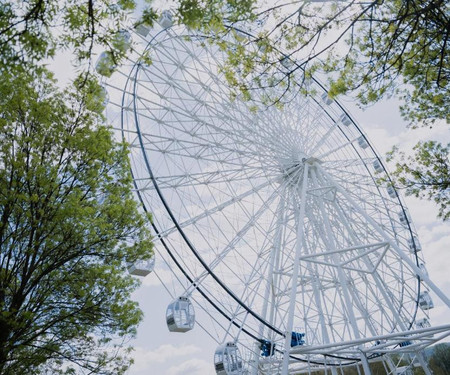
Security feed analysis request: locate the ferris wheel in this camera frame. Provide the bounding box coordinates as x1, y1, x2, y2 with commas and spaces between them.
99, 14, 450, 375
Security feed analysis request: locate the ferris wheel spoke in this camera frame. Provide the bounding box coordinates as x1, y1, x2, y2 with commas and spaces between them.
141, 167, 266, 188
133, 89, 284, 159
131, 142, 262, 169
156, 178, 278, 239
151, 39, 293, 154
185, 189, 284, 296
307, 120, 341, 156
131, 119, 261, 158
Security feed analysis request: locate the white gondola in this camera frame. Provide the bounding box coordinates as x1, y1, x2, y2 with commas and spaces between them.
127, 256, 155, 277
358, 136, 369, 149
95, 51, 116, 77
416, 317, 431, 329
114, 30, 132, 52
419, 291, 434, 310
214, 342, 243, 375
159, 10, 173, 29
166, 296, 195, 332
135, 19, 151, 37
419, 263, 429, 277
280, 57, 294, 70
407, 236, 422, 252
387, 185, 396, 198
373, 159, 383, 173
398, 210, 410, 226
339, 113, 352, 126
321, 92, 333, 105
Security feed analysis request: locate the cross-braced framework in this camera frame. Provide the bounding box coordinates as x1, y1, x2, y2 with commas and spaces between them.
103, 25, 450, 375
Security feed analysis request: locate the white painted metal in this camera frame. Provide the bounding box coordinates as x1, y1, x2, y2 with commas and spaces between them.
252, 197, 287, 375
104, 25, 449, 375
127, 256, 155, 276
319, 163, 449, 307
281, 163, 309, 374
166, 296, 195, 332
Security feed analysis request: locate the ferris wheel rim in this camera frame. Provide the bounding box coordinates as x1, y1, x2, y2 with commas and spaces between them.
114, 24, 427, 366
121, 62, 383, 366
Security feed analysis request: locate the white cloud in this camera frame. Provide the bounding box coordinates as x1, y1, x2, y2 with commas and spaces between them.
410, 209, 450, 329
166, 358, 215, 375
364, 126, 402, 155
363, 121, 450, 163
142, 267, 174, 287
132, 344, 201, 371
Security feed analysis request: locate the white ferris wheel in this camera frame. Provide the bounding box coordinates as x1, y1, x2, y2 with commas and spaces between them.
99, 12, 450, 375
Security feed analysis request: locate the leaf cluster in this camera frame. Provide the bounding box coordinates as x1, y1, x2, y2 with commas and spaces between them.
387, 141, 450, 220
0, 0, 140, 76
182, 1, 448, 127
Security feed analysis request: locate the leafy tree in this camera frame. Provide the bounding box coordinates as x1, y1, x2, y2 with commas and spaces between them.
428, 343, 450, 375
0, 0, 141, 71
387, 142, 450, 220
0, 69, 152, 374
172, 0, 449, 125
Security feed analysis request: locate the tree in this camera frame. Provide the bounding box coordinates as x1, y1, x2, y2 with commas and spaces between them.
173, 0, 449, 125
0, 0, 151, 72
0, 1, 159, 373
428, 343, 450, 375
0, 69, 152, 374
2, 1, 446, 125
387, 142, 450, 220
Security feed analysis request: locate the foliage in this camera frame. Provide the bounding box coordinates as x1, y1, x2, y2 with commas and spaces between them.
173, 0, 449, 128
428, 343, 450, 375
0, 69, 153, 374
0, 0, 156, 75
2, 0, 446, 126
387, 141, 450, 220
0, 1, 159, 373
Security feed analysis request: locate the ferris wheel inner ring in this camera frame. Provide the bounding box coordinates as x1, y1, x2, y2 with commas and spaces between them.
118, 26, 423, 360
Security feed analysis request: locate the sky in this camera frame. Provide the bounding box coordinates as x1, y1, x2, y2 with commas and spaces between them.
49, 4, 450, 374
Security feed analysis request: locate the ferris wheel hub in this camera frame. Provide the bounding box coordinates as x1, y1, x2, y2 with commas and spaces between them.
279, 155, 321, 186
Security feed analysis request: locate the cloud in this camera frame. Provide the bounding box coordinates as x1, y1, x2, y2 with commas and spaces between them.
141, 267, 173, 287
166, 358, 214, 375
363, 119, 450, 160
132, 344, 201, 371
